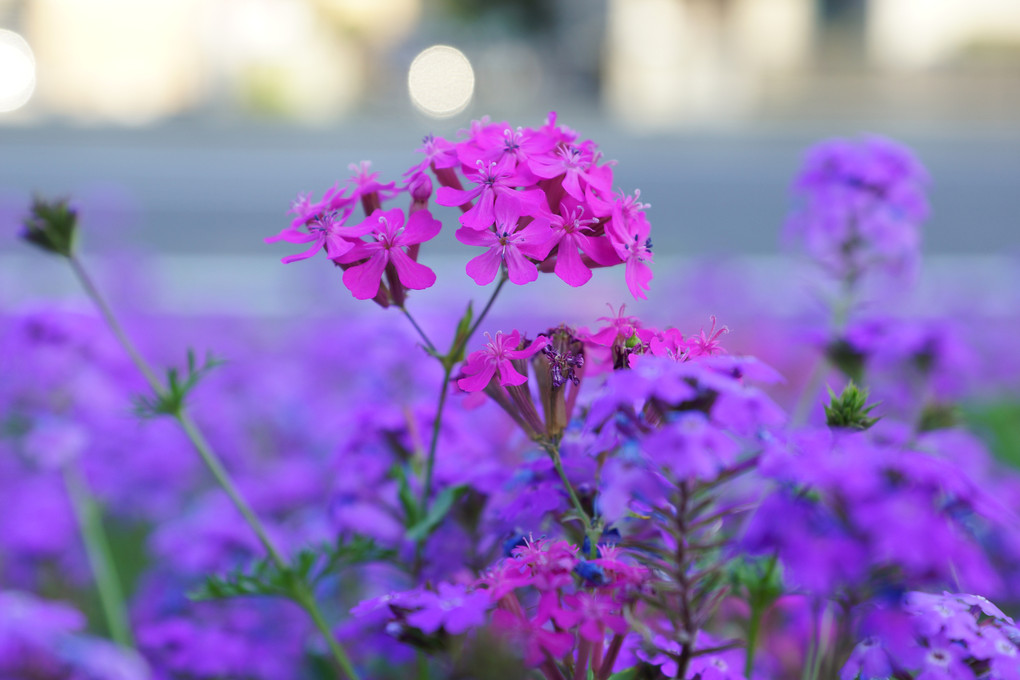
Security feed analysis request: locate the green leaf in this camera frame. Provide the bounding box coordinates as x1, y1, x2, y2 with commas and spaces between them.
406, 484, 469, 542
134, 349, 224, 418
392, 464, 421, 528
447, 301, 474, 366
189, 535, 393, 603
607, 668, 639, 680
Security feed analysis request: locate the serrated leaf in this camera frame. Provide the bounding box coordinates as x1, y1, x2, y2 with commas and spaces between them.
135, 349, 224, 418
190, 535, 393, 603
406, 484, 469, 542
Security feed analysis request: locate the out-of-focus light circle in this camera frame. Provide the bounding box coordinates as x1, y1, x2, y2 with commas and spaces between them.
0, 30, 36, 113
408, 45, 474, 118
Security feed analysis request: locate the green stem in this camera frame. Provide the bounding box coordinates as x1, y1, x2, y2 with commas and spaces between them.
67, 255, 360, 679
69, 256, 162, 392
400, 307, 438, 354
745, 606, 762, 679
459, 273, 509, 357
294, 584, 361, 680
414, 271, 509, 511
546, 442, 597, 555
63, 463, 135, 649
791, 354, 829, 427
743, 557, 776, 678
419, 365, 452, 509
176, 412, 287, 567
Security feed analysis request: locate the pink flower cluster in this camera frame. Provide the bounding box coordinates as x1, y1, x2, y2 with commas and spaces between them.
353, 538, 647, 677
480, 537, 646, 674
267, 114, 654, 302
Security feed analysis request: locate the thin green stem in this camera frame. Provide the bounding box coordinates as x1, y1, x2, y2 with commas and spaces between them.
419, 365, 452, 509
63, 463, 135, 649
414, 271, 509, 512
176, 412, 287, 567
791, 354, 829, 427
545, 442, 597, 555
743, 556, 776, 678
744, 606, 761, 678
69, 256, 162, 393
294, 584, 361, 680
67, 255, 360, 679
460, 273, 509, 358
400, 307, 437, 354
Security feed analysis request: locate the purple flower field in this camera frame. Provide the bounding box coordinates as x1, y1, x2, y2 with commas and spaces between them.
5, 114, 1020, 680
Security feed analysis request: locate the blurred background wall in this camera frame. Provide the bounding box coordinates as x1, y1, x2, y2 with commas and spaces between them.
2, 0, 1019, 313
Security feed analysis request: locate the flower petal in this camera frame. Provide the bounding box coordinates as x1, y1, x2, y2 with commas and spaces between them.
390, 248, 436, 291
553, 235, 592, 287
342, 252, 388, 299
399, 209, 442, 245
465, 248, 502, 286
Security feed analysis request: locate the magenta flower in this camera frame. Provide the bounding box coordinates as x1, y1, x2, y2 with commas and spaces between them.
606, 193, 653, 300
455, 195, 552, 285
543, 201, 620, 287
334, 207, 441, 300
490, 609, 574, 667
529, 143, 611, 202
346, 161, 399, 214
436, 156, 546, 230
265, 188, 361, 264
457, 331, 548, 392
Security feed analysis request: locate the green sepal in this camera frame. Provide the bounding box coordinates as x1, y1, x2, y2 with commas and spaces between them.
406, 484, 469, 543
134, 349, 224, 418
824, 380, 880, 431
22, 196, 79, 258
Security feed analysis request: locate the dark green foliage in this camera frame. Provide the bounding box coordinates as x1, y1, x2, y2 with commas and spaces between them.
824, 381, 880, 431
190, 535, 393, 602
406, 484, 470, 543
21, 196, 78, 258
134, 349, 223, 418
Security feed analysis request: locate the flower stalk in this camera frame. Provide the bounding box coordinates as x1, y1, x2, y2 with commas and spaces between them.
63, 461, 135, 649
63, 252, 361, 680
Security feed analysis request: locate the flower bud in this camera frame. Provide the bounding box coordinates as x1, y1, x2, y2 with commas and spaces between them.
22, 196, 79, 258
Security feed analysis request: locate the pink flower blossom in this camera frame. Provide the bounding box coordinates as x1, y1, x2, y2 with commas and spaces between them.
541, 201, 620, 287
606, 193, 653, 300
455, 195, 552, 285
457, 331, 548, 392
436, 156, 546, 230
334, 208, 441, 301
265, 189, 362, 264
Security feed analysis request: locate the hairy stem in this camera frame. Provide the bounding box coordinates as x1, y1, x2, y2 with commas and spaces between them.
63, 463, 134, 649
68, 255, 360, 679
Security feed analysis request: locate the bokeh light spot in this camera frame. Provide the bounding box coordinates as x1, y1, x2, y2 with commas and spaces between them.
0, 30, 36, 113
407, 45, 474, 118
